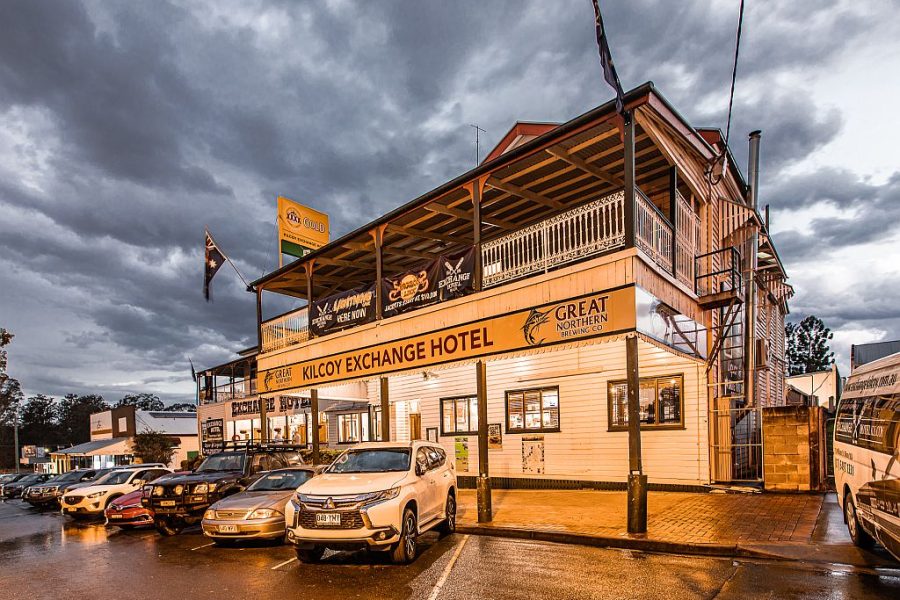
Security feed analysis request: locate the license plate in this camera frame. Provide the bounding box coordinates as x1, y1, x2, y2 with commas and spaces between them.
65, 507, 77, 512
160, 500, 176, 507
315, 513, 341, 526
218, 524, 238, 533
110, 514, 122, 519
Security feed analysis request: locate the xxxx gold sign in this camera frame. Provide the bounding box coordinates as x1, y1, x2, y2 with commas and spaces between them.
258, 285, 636, 393
277, 196, 329, 261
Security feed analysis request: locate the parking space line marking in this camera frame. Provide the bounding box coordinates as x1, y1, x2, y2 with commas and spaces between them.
190, 542, 215, 551
427, 535, 469, 600
271, 556, 297, 570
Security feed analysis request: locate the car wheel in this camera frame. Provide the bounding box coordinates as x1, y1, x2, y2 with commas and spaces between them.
391, 508, 418, 564
844, 492, 875, 549
437, 494, 456, 536
155, 518, 184, 536
295, 546, 325, 563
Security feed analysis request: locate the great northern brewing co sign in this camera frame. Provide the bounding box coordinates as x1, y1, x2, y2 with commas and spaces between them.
258, 284, 636, 393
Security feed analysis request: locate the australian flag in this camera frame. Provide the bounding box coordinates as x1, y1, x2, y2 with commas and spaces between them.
204, 230, 227, 301
591, 0, 625, 114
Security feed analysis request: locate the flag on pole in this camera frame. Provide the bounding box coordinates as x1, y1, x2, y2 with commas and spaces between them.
189, 358, 197, 383
591, 0, 625, 114
204, 230, 227, 301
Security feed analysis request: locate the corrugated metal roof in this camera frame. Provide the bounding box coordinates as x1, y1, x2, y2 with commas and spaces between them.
52, 437, 130, 455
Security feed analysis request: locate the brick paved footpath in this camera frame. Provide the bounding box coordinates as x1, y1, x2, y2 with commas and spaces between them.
456, 489, 823, 545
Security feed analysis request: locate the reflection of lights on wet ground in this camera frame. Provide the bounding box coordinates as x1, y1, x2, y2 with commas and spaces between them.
61, 520, 112, 546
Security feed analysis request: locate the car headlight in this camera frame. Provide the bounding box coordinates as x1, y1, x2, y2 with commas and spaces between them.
366, 487, 401, 503
193, 483, 208, 494
173, 485, 184, 495
87, 491, 107, 499
203, 509, 215, 520
247, 509, 281, 520
153, 486, 164, 496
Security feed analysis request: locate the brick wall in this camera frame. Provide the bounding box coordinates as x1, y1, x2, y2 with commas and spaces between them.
762, 405, 827, 492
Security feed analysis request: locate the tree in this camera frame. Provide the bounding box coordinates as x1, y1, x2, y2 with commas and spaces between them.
57, 394, 109, 445
163, 402, 196, 412
116, 393, 164, 411
0, 328, 23, 468
785, 316, 835, 375
131, 431, 177, 466
19, 394, 59, 447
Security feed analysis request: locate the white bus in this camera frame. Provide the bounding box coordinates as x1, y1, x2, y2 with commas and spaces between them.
834, 351, 900, 561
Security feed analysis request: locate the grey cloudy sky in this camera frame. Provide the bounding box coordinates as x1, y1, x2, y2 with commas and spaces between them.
1, 0, 898, 404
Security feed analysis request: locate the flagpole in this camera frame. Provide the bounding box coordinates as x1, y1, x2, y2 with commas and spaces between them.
206, 228, 254, 292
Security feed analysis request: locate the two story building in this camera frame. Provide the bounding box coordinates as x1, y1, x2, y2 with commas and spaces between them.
198, 83, 792, 496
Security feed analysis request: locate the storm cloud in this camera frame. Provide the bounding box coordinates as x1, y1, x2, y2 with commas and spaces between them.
1, 0, 897, 401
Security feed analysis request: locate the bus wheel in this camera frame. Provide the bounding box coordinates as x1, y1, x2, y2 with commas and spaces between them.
844, 492, 875, 549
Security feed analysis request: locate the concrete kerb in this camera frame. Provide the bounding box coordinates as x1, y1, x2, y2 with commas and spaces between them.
456, 524, 780, 560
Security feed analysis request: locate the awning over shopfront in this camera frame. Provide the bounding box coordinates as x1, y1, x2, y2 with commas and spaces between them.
51, 437, 131, 457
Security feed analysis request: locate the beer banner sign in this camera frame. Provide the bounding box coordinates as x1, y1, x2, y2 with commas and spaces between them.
382, 247, 475, 318
310, 284, 376, 337
277, 196, 329, 260
259, 284, 637, 393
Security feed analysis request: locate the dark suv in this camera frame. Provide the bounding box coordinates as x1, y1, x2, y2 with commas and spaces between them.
143, 443, 304, 535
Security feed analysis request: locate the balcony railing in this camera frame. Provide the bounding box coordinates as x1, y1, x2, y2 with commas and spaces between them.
635, 190, 673, 273
201, 380, 257, 405
261, 307, 309, 352
482, 190, 626, 288
675, 192, 700, 289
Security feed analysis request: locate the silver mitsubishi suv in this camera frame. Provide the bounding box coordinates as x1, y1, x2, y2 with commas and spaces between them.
285, 441, 457, 564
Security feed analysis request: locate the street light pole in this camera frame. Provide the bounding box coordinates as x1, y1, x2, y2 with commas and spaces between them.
13, 401, 20, 474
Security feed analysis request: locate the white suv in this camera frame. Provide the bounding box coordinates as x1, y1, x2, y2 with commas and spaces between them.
285, 441, 456, 564
61, 466, 171, 517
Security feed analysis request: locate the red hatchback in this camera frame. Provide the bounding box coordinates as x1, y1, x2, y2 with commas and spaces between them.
105, 472, 189, 528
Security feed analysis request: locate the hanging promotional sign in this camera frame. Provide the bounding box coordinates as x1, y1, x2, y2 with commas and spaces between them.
259, 284, 637, 393
382, 248, 475, 318
277, 196, 330, 261
310, 285, 377, 337
201, 419, 224, 455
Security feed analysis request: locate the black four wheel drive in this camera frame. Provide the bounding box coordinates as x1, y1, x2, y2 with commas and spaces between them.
142, 443, 305, 535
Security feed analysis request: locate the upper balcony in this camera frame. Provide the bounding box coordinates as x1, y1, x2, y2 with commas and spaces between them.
252, 84, 786, 356
260, 185, 701, 353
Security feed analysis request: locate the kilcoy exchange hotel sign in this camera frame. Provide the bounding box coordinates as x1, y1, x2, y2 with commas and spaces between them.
259, 285, 637, 393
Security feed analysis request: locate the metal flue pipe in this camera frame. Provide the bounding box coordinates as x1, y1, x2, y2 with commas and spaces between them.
743, 130, 761, 406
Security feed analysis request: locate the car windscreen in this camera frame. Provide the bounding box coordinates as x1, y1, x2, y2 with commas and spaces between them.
50, 471, 84, 484
327, 449, 411, 474
247, 470, 313, 491
197, 452, 245, 472
93, 471, 132, 485
16, 475, 43, 484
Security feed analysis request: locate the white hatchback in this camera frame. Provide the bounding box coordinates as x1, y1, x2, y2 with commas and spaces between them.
285, 441, 456, 564
61, 466, 172, 517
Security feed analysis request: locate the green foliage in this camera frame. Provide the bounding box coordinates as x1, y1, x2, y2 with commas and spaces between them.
164, 402, 197, 412
20, 395, 58, 446
132, 430, 178, 466
785, 316, 835, 375
116, 393, 164, 411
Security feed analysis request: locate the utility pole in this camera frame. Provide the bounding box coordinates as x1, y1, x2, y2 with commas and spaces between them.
470, 124, 486, 166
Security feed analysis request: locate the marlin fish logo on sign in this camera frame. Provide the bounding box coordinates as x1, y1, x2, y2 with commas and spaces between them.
522, 308, 551, 346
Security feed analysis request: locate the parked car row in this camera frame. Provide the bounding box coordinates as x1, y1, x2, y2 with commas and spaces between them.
3, 440, 457, 565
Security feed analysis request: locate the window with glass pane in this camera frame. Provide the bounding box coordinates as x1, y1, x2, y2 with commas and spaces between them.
371, 407, 382, 441
440, 396, 478, 435
338, 414, 363, 443
506, 387, 560, 433
607, 375, 684, 430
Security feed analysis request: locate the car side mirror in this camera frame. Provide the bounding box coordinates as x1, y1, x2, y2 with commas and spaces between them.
415, 463, 426, 477
132, 479, 144, 487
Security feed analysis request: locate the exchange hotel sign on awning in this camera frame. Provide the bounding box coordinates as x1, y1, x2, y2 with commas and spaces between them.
259, 284, 637, 393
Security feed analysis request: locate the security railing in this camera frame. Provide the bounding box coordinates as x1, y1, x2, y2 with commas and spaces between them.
634, 190, 674, 273
261, 307, 309, 352
481, 190, 626, 288
201, 380, 257, 404
694, 246, 743, 298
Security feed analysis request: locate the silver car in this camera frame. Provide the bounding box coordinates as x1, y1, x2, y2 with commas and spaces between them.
201, 467, 315, 544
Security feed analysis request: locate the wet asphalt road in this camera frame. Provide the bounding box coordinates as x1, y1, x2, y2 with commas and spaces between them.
1, 499, 898, 600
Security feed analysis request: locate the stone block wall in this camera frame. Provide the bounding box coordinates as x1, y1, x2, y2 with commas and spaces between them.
762, 405, 827, 492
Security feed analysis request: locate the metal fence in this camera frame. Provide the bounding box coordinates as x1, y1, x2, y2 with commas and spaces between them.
261, 307, 309, 352
710, 403, 763, 483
